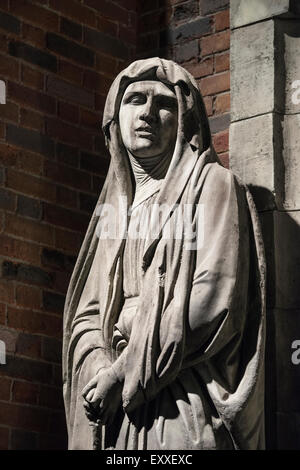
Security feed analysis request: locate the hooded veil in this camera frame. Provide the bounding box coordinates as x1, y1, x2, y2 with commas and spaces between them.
63, 58, 266, 450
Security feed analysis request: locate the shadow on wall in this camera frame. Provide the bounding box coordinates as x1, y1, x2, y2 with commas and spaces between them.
250, 186, 300, 450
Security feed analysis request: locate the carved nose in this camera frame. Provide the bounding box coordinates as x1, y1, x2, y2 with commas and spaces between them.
139, 99, 156, 123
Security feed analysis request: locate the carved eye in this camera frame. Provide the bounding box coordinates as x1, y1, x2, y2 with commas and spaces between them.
125, 93, 146, 105
156, 96, 177, 111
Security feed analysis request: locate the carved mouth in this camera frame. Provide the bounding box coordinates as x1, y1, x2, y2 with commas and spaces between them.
135, 126, 156, 135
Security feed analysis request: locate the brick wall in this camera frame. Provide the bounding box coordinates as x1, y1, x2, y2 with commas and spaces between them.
0, 0, 137, 450
0, 0, 230, 450
137, 0, 230, 168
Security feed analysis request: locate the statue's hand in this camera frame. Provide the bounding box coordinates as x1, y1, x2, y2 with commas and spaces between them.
82, 367, 122, 425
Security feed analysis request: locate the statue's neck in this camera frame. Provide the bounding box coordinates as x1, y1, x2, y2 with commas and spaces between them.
128, 151, 172, 191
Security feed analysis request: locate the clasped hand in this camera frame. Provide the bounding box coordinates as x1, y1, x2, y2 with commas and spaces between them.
82, 367, 123, 425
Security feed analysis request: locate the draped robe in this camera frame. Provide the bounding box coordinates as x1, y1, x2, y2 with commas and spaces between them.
62, 58, 266, 450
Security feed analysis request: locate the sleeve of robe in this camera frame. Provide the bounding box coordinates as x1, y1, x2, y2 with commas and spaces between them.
123, 164, 265, 439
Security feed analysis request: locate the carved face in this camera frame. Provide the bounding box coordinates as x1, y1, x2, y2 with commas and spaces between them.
119, 80, 178, 158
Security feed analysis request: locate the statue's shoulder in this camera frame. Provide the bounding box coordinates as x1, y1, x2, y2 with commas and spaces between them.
204, 161, 243, 187
200, 161, 247, 202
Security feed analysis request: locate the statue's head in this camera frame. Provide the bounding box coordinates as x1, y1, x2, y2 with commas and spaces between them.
102, 58, 212, 168
118, 80, 178, 159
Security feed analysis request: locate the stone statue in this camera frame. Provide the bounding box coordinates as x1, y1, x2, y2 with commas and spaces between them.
63, 58, 266, 450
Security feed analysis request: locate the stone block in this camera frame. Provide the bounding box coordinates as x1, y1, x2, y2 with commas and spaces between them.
270, 308, 300, 413
231, 20, 275, 121
276, 412, 300, 449
274, 210, 300, 309
277, 21, 300, 115
229, 113, 276, 210
231, 0, 290, 29
281, 114, 300, 209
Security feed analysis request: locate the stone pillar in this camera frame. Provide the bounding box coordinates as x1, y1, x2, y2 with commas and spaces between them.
230, 0, 300, 449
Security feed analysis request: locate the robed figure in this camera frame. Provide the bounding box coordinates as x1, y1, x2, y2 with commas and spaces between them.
63, 58, 266, 450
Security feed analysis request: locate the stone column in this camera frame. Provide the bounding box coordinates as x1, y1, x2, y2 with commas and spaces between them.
230, 0, 300, 449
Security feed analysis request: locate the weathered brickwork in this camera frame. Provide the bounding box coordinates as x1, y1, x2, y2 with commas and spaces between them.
0, 0, 137, 450
0, 0, 230, 449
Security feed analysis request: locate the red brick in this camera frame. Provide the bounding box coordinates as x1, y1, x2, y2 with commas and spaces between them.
215, 92, 230, 114
0, 33, 8, 53
49, 0, 97, 28
113, 0, 137, 10
12, 380, 39, 405
92, 174, 105, 194
80, 109, 100, 131
52, 270, 71, 294
85, 0, 129, 24
137, 32, 159, 54
22, 23, 45, 48
0, 101, 19, 123
5, 214, 55, 246
0, 327, 18, 353
20, 108, 44, 132
139, 9, 166, 34
0, 235, 40, 265
46, 117, 94, 151
39, 432, 67, 450
0, 302, 6, 324
0, 377, 12, 400
18, 150, 43, 175
6, 168, 56, 202
58, 59, 83, 86
0, 427, 9, 450
0, 122, 5, 139
44, 160, 91, 191
4, 120, 51, 161
213, 130, 229, 153
215, 52, 229, 73
7, 306, 61, 337
95, 93, 106, 112
0, 0, 9, 11
119, 24, 136, 45
0, 144, 14, 169
219, 152, 229, 168
56, 185, 77, 209
0, 143, 18, 167
199, 71, 230, 96
58, 101, 79, 124
16, 284, 41, 310
10, 0, 59, 32
184, 57, 213, 79
39, 385, 64, 409
200, 30, 230, 56
0, 279, 15, 304
0, 401, 50, 432
46, 75, 94, 108
60, 17, 82, 41
83, 70, 111, 94
214, 9, 230, 32
95, 53, 118, 78
97, 15, 118, 36
16, 333, 41, 359
55, 227, 82, 254
128, 10, 137, 29
203, 96, 213, 116
0, 52, 19, 80
8, 82, 56, 115
21, 64, 44, 91
44, 203, 89, 232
